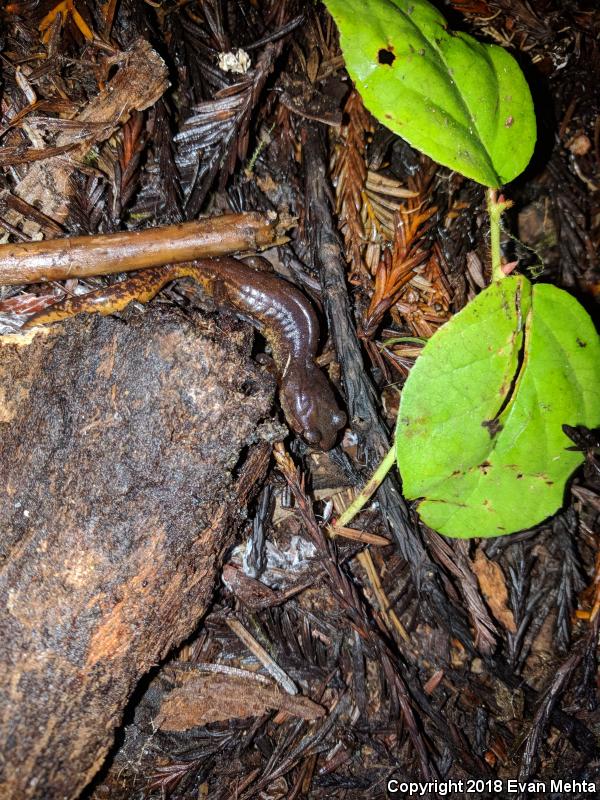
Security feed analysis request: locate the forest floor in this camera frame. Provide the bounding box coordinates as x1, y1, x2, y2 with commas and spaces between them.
0, 1, 599, 798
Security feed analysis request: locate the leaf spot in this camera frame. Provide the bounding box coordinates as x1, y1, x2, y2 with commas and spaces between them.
482, 418, 503, 438
576, 338, 587, 348
505, 115, 514, 127
478, 461, 491, 474
377, 48, 395, 66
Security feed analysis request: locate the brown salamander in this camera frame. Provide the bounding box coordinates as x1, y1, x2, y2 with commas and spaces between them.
24, 258, 346, 450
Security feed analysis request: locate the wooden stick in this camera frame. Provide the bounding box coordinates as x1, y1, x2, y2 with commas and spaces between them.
0, 212, 288, 286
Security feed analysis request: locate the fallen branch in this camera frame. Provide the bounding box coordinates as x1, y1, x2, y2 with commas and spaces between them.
0, 212, 288, 285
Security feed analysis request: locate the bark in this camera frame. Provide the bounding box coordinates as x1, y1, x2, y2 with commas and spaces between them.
0, 307, 274, 799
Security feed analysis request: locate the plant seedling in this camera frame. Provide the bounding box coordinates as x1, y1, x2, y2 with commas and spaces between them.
326, 0, 600, 537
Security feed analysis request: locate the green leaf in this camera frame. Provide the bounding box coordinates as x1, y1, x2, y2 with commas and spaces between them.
324, 0, 536, 186
395, 276, 600, 538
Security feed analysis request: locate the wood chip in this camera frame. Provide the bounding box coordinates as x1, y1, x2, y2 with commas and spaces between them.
472, 549, 517, 633
155, 669, 325, 730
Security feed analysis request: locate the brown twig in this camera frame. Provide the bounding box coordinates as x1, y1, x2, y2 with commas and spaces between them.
0, 212, 289, 286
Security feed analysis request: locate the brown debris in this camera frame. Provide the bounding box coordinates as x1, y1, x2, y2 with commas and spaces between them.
331, 90, 373, 280
11, 38, 168, 229
154, 667, 325, 730
473, 548, 518, 634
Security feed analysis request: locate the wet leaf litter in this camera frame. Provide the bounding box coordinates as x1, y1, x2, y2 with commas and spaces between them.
0, 1, 598, 798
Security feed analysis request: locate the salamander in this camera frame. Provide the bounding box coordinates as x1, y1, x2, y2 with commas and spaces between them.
24, 257, 347, 450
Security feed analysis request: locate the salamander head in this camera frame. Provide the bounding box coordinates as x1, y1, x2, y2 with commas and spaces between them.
280, 364, 346, 450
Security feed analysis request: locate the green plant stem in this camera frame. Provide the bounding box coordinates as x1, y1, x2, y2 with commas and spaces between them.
335, 191, 515, 535
334, 444, 396, 529
486, 187, 513, 282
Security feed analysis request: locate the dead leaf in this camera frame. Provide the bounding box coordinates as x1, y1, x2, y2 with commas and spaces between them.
12, 39, 168, 227
472, 549, 517, 633
154, 669, 325, 731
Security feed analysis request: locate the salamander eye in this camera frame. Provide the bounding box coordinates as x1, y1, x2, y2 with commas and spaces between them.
303, 428, 322, 445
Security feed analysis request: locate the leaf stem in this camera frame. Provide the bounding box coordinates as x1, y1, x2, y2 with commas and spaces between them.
333, 444, 396, 529
486, 187, 513, 282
